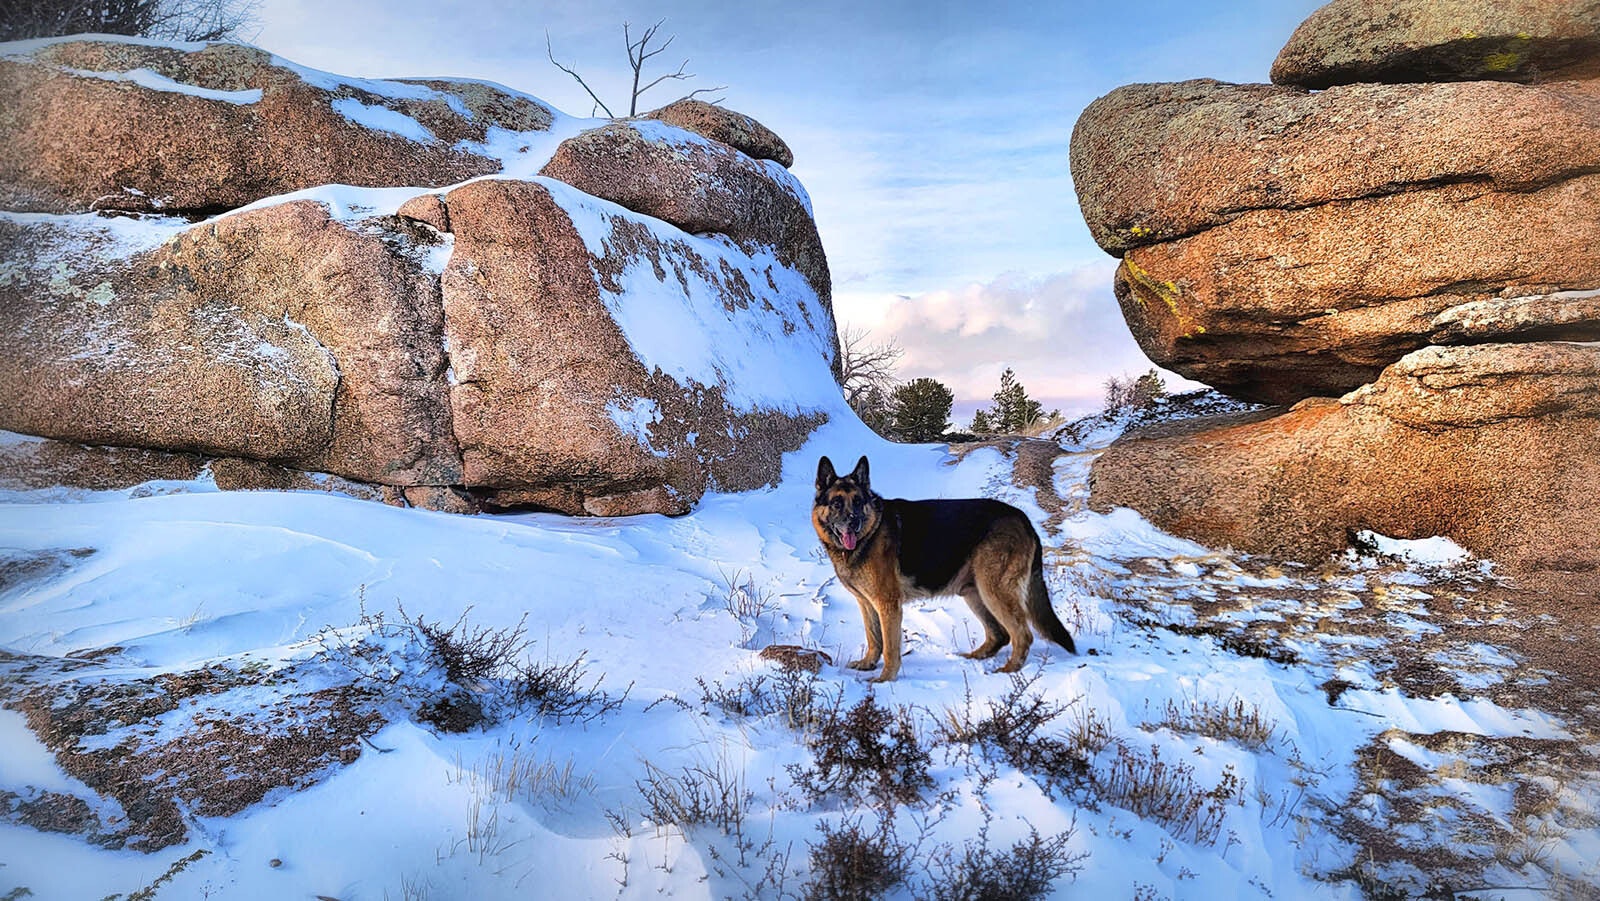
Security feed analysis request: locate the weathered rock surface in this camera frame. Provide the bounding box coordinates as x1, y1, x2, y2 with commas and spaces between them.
0, 39, 838, 516
0, 180, 837, 515
437, 178, 832, 515
1114, 173, 1600, 402
643, 98, 795, 168
1089, 342, 1600, 588
540, 120, 831, 305
1272, 0, 1600, 89
0, 203, 462, 485
0, 38, 551, 214
1073, 0, 1600, 587
1071, 64, 1600, 404
1071, 77, 1600, 255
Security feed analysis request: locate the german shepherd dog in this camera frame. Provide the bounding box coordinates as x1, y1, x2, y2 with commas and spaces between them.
812, 455, 1076, 682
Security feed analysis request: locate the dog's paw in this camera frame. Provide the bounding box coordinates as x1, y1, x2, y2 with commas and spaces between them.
845, 657, 878, 671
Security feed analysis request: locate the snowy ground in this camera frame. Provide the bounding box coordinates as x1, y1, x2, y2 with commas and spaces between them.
2, 412, 1598, 900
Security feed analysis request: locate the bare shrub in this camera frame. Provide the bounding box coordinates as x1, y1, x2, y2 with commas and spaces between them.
1094, 743, 1243, 845
790, 694, 934, 809
921, 825, 1087, 901
1149, 694, 1279, 750
803, 815, 910, 901
937, 673, 1091, 799
718, 566, 780, 621
511, 651, 628, 725
317, 595, 626, 728
636, 755, 752, 836
404, 606, 530, 685
699, 666, 836, 732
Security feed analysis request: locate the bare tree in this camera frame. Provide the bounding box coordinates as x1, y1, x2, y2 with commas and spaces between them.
838, 325, 903, 410
1, 0, 258, 42
546, 19, 724, 119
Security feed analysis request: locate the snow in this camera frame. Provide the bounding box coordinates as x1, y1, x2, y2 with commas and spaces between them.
3, 413, 1592, 899
535, 176, 840, 416
62, 66, 263, 103
1355, 530, 1474, 567
329, 97, 434, 142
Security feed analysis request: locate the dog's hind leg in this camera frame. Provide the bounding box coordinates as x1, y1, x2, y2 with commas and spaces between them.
846, 593, 883, 671
973, 543, 1034, 673
959, 586, 1009, 660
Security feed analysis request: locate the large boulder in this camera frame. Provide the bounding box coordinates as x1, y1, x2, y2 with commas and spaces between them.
1272, 0, 1600, 88
1114, 173, 1600, 402
1070, 78, 1600, 254
0, 176, 838, 514
643, 98, 795, 168
0, 37, 554, 214
435, 177, 834, 515
0, 203, 462, 485
539, 120, 831, 308
1089, 342, 1600, 590
0, 40, 839, 516
1071, 69, 1600, 404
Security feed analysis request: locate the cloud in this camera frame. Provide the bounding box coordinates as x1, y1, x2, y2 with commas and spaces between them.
837, 266, 1203, 420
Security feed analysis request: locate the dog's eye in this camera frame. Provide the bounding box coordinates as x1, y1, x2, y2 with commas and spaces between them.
830, 498, 842, 509
851, 497, 863, 509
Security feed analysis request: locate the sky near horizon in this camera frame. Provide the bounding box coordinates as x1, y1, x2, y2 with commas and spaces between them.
256, 0, 1324, 420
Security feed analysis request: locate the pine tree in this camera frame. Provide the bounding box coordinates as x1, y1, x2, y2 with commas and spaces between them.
889, 377, 953, 443
971, 408, 994, 435
989, 367, 1044, 433
1132, 368, 1168, 408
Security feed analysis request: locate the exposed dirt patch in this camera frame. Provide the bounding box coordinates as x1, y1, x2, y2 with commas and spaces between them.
0, 654, 384, 851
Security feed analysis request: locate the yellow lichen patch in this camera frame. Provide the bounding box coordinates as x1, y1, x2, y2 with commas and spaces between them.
1124, 256, 1208, 342
1484, 51, 1522, 72
1125, 257, 1182, 315
1460, 29, 1480, 39
1129, 224, 1153, 238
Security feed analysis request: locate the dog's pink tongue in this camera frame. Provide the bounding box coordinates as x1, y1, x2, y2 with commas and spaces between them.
841, 530, 857, 551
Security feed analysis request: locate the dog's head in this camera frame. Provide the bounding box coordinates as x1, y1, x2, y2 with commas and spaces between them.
813, 455, 881, 552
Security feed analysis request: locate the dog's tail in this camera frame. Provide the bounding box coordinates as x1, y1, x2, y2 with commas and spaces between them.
1027, 541, 1077, 654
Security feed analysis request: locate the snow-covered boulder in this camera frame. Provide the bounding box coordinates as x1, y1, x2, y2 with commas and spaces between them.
0, 37, 556, 215
0, 202, 460, 485
1089, 342, 1600, 592
539, 119, 830, 306
433, 177, 835, 515
643, 98, 795, 168
0, 39, 840, 515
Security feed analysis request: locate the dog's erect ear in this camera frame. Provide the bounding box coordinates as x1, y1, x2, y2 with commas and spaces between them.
850, 455, 870, 491
816, 456, 837, 492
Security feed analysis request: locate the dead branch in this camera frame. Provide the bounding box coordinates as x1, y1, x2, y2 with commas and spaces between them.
547, 31, 616, 118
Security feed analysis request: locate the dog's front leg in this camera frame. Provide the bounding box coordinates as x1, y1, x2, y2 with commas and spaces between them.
846, 593, 883, 670
869, 595, 904, 683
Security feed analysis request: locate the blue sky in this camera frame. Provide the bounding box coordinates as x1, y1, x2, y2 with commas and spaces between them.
257, 0, 1323, 418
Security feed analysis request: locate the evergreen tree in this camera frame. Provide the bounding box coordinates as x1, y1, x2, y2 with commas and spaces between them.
1132, 368, 1168, 408
971, 408, 994, 435
889, 377, 953, 443
989, 367, 1044, 433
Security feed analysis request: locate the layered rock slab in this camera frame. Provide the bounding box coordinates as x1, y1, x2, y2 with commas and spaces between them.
643, 98, 795, 168
1089, 342, 1600, 589
0, 37, 554, 214
540, 120, 832, 317
1071, 76, 1600, 403
1272, 0, 1600, 88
